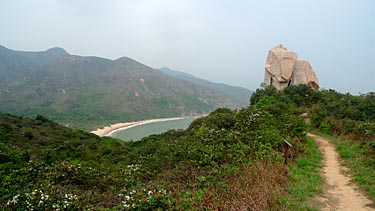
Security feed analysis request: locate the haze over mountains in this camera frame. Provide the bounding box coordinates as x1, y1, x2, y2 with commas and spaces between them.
0, 45, 250, 129
160, 67, 252, 105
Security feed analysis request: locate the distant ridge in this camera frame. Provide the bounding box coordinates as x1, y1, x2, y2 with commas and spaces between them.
0, 45, 245, 129
45, 47, 69, 56
160, 67, 252, 106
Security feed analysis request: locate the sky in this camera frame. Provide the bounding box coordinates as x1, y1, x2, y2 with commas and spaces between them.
0, 0, 374, 93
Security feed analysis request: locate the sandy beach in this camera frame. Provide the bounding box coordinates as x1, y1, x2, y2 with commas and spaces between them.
91, 117, 187, 137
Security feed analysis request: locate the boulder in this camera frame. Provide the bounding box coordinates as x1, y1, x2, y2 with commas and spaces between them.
292, 60, 319, 89
263, 45, 319, 90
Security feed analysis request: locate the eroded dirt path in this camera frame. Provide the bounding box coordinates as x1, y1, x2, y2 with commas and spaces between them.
307, 133, 374, 211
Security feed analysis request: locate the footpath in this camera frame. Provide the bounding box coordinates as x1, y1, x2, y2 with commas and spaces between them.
307, 133, 374, 211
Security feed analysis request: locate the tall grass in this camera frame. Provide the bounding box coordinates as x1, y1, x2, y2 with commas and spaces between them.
272, 136, 323, 210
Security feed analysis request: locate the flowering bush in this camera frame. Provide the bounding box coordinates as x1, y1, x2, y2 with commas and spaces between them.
6, 188, 79, 210
119, 188, 193, 210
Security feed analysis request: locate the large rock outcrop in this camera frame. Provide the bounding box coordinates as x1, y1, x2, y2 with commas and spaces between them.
292, 60, 319, 89
264, 45, 319, 90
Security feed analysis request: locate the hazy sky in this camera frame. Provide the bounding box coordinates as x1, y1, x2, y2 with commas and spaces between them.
0, 0, 374, 93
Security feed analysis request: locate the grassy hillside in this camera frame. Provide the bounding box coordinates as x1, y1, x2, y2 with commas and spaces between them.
1, 93, 311, 210
250, 86, 375, 141
0, 45, 244, 130
4, 85, 371, 210
160, 67, 252, 106
251, 85, 375, 206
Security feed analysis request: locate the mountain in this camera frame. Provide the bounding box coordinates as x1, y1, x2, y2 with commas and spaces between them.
160, 67, 252, 105
0, 45, 69, 83
0, 45, 244, 129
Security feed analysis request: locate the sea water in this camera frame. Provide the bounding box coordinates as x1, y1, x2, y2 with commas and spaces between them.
111, 117, 197, 141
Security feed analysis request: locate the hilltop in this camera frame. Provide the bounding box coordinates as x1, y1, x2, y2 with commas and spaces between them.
0, 45, 246, 130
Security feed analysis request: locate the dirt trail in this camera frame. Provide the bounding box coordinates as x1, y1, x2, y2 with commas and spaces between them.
307, 133, 374, 211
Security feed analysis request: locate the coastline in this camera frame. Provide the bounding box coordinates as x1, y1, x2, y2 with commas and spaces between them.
91, 116, 199, 137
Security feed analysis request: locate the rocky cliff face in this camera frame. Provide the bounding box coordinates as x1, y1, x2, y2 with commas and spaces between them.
264, 45, 319, 90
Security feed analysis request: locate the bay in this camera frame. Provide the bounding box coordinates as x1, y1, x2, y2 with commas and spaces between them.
111, 117, 197, 141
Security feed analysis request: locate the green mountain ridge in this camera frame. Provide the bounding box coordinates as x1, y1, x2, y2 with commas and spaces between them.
160, 67, 252, 106
0, 45, 246, 130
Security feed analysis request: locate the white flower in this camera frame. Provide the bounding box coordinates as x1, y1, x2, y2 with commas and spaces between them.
7, 194, 20, 205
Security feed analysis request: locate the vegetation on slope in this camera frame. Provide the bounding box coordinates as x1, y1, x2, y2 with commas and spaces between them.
160, 67, 252, 106
1, 90, 310, 210
251, 85, 375, 141
275, 136, 323, 211
4, 85, 372, 210
308, 90, 375, 203
251, 85, 375, 205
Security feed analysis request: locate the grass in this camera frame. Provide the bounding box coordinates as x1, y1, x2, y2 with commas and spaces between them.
273, 136, 323, 211
314, 131, 375, 206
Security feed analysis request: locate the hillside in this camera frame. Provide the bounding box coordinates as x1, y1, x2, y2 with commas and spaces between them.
250, 85, 375, 208
160, 67, 252, 106
0, 45, 245, 130
0, 97, 308, 210
3, 85, 373, 210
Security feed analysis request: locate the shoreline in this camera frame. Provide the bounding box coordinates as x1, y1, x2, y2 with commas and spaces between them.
91, 116, 202, 137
